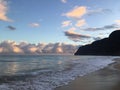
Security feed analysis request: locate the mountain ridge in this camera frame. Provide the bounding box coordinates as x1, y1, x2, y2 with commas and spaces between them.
75, 30, 120, 56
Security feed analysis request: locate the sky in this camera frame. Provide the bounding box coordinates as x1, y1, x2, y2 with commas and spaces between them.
0, 0, 120, 45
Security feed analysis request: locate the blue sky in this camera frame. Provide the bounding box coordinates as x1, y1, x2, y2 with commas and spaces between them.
0, 0, 120, 45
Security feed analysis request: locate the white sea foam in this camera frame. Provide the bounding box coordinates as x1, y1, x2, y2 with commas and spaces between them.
0, 56, 116, 90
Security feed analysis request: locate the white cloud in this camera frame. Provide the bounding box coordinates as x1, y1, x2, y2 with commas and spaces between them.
30, 23, 40, 27
61, 0, 67, 3
0, 0, 12, 21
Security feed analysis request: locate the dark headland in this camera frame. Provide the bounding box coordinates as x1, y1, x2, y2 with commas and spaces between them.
75, 30, 120, 55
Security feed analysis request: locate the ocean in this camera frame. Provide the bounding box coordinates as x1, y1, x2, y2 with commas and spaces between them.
0, 55, 116, 90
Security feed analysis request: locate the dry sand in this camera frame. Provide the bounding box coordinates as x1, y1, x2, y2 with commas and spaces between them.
55, 58, 120, 90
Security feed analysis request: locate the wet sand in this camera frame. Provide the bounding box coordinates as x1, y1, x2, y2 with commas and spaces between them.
55, 58, 120, 90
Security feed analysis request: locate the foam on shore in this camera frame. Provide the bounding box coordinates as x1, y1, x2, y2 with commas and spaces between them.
0, 56, 116, 90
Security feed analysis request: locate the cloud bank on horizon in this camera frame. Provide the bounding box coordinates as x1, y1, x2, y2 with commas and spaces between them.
0, 40, 78, 55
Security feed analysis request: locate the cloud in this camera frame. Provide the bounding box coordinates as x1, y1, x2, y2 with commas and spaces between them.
62, 20, 72, 27
83, 24, 119, 31
63, 7, 111, 19
115, 20, 120, 25
63, 6, 87, 19
103, 24, 118, 29
43, 43, 64, 53
0, 0, 12, 21
0, 41, 23, 54
87, 8, 112, 15
66, 27, 76, 33
64, 27, 91, 42
75, 19, 86, 27
0, 40, 78, 54
93, 37, 102, 41
26, 47, 38, 53
7, 25, 16, 30
62, 7, 111, 29
29, 23, 40, 27
61, 0, 67, 3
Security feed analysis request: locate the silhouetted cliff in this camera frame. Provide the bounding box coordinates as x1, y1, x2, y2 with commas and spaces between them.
75, 30, 120, 56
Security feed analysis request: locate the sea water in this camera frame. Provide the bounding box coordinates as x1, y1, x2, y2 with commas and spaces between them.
0, 55, 116, 90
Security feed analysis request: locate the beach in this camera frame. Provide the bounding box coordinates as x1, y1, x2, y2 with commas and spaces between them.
0, 56, 118, 90
55, 58, 120, 90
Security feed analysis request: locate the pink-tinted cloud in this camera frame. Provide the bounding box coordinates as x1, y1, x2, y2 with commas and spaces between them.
75, 19, 86, 27
0, 41, 23, 54
0, 0, 12, 21
0, 40, 78, 54
62, 20, 72, 27
115, 20, 120, 25
63, 6, 87, 19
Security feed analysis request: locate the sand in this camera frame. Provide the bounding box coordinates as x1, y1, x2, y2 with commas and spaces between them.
55, 58, 120, 90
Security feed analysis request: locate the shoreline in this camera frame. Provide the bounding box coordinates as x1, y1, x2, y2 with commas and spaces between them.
55, 58, 120, 90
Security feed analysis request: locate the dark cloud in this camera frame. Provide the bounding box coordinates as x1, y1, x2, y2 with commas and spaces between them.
7, 26, 16, 30
64, 31, 91, 42
101, 9, 112, 13
83, 24, 119, 31
103, 24, 118, 29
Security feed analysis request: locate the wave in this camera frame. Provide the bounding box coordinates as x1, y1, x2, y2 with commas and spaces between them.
0, 56, 115, 90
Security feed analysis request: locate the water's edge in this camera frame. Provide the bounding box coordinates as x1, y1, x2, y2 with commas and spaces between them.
0, 56, 116, 90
